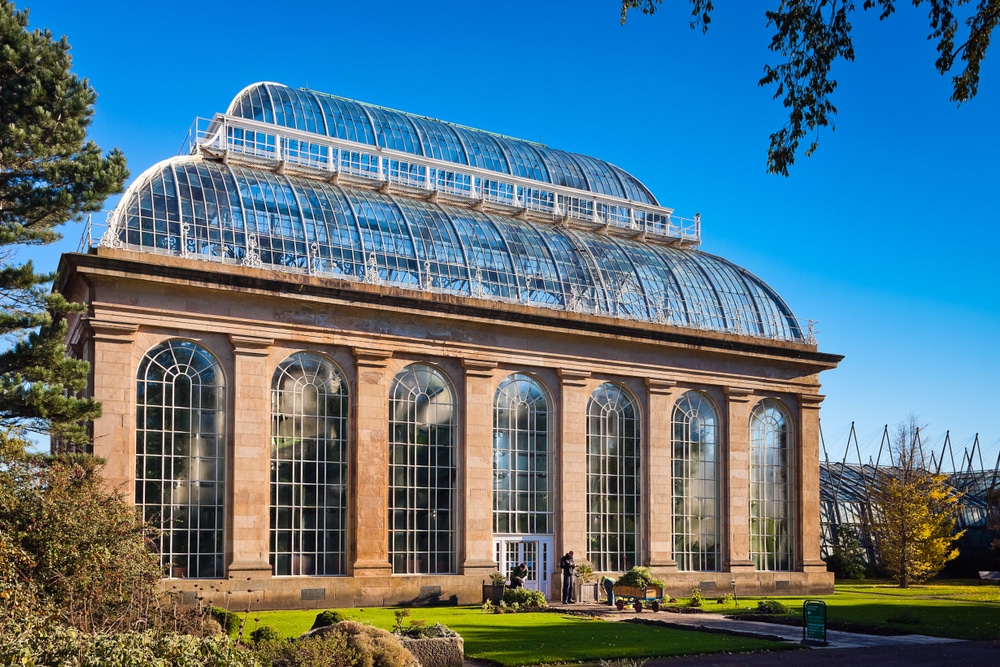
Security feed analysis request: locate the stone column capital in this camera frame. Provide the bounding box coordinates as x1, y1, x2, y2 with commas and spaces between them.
229, 334, 273, 356
558, 368, 591, 387
353, 347, 392, 369
462, 359, 498, 377
645, 378, 677, 395
724, 386, 754, 403
800, 393, 825, 410
88, 319, 139, 343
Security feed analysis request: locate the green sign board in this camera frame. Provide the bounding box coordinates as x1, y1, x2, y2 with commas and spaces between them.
802, 600, 827, 645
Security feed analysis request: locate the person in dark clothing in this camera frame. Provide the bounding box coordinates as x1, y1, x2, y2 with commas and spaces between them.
559, 551, 576, 603
510, 562, 528, 588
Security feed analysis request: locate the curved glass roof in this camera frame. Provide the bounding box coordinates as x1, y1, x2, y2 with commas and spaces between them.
103, 156, 805, 342
227, 82, 658, 206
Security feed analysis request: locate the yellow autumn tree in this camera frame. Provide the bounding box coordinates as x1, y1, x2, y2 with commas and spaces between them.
871, 417, 963, 588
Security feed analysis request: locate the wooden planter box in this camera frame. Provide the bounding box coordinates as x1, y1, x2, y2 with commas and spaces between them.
577, 581, 599, 603
481, 583, 504, 604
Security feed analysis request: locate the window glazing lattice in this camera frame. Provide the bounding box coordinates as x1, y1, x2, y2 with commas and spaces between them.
493, 374, 553, 535
135, 339, 225, 578
389, 364, 457, 574
587, 383, 641, 571
671, 391, 720, 571
750, 399, 794, 571
270, 352, 349, 576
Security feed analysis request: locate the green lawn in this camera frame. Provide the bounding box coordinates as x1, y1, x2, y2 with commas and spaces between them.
249, 606, 790, 666
722, 580, 1000, 641
241, 581, 1000, 665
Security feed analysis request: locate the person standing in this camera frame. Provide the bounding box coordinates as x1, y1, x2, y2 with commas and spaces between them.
559, 551, 576, 603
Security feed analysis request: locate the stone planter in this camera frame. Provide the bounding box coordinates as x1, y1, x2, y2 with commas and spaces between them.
398, 636, 464, 667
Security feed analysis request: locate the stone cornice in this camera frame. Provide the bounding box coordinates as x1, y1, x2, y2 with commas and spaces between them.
462, 359, 498, 377
725, 386, 754, 403
353, 347, 392, 368
645, 378, 677, 395
558, 368, 591, 387
229, 334, 273, 356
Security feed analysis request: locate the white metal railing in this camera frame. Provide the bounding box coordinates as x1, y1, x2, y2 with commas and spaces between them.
78, 213, 815, 345
181, 115, 701, 247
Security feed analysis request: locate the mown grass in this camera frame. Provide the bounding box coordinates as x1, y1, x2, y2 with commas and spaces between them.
724, 579, 1000, 641
249, 606, 790, 666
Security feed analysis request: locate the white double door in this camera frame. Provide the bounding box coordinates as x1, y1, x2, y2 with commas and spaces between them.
494, 536, 553, 599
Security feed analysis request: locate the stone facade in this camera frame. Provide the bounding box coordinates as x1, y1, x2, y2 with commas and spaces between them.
56, 244, 840, 610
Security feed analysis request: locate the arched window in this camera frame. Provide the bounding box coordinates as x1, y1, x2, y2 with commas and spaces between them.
389, 363, 457, 574
750, 399, 794, 571
672, 391, 720, 571
587, 382, 641, 571
136, 339, 225, 578
270, 352, 349, 576
493, 374, 553, 535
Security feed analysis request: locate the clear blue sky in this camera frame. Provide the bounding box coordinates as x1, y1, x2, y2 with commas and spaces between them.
21, 1, 1000, 467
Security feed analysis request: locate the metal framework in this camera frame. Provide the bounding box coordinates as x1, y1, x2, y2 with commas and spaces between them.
820, 423, 1000, 567
87, 81, 819, 344
671, 391, 721, 571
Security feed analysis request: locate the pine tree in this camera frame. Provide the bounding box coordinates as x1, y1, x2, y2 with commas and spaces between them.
0, 0, 128, 447
871, 417, 963, 587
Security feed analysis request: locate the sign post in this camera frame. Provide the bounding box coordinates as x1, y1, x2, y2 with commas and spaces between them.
802, 600, 828, 646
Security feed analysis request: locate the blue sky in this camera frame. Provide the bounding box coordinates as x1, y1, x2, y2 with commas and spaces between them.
21, 1, 999, 466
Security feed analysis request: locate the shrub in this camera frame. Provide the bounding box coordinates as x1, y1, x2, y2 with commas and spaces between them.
489, 571, 506, 586
501, 587, 547, 610
262, 628, 358, 667
614, 567, 664, 588
0, 612, 258, 667
312, 609, 347, 630
755, 600, 789, 614
687, 587, 704, 607
824, 525, 867, 580
329, 620, 419, 667
212, 606, 242, 636
250, 624, 283, 644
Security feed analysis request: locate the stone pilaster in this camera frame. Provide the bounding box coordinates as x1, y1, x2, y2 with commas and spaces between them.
227, 335, 274, 579
461, 359, 499, 576
351, 348, 393, 577
88, 321, 138, 491
645, 378, 677, 569
557, 369, 591, 561
798, 393, 826, 572
725, 387, 755, 572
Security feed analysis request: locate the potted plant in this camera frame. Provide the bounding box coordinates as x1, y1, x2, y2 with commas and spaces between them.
576, 562, 598, 602
482, 571, 506, 604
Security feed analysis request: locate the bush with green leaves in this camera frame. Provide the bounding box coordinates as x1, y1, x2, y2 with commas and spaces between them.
755, 600, 789, 614
212, 607, 241, 636
0, 611, 258, 667
614, 567, 664, 588
250, 624, 282, 645
501, 587, 547, 610
687, 587, 704, 607
257, 628, 358, 667
824, 525, 867, 580
311, 609, 347, 630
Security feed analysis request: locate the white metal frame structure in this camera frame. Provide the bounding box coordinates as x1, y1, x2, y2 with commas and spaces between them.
269, 352, 350, 577
672, 391, 721, 571
750, 399, 795, 571
586, 383, 642, 571
388, 363, 458, 574
135, 339, 226, 579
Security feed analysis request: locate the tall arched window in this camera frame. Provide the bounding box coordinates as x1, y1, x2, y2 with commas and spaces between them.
672, 391, 720, 571
493, 374, 553, 535
136, 339, 225, 578
750, 399, 794, 571
270, 352, 349, 576
389, 363, 457, 574
587, 382, 641, 571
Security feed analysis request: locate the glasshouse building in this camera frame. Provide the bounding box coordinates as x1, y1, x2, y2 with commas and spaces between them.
55, 82, 842, 609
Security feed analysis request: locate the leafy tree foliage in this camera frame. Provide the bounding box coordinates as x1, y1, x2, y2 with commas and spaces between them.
870, 417, 963, 587
824, 524, 868, 580
1, 0, 127, 446
0, 433, 163, 632
620, 1, 999, 175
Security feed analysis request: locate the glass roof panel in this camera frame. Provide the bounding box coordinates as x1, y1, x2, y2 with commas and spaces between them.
108, 156, 802, 341
408, 116, 468, 164
226, 83, 658, 204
